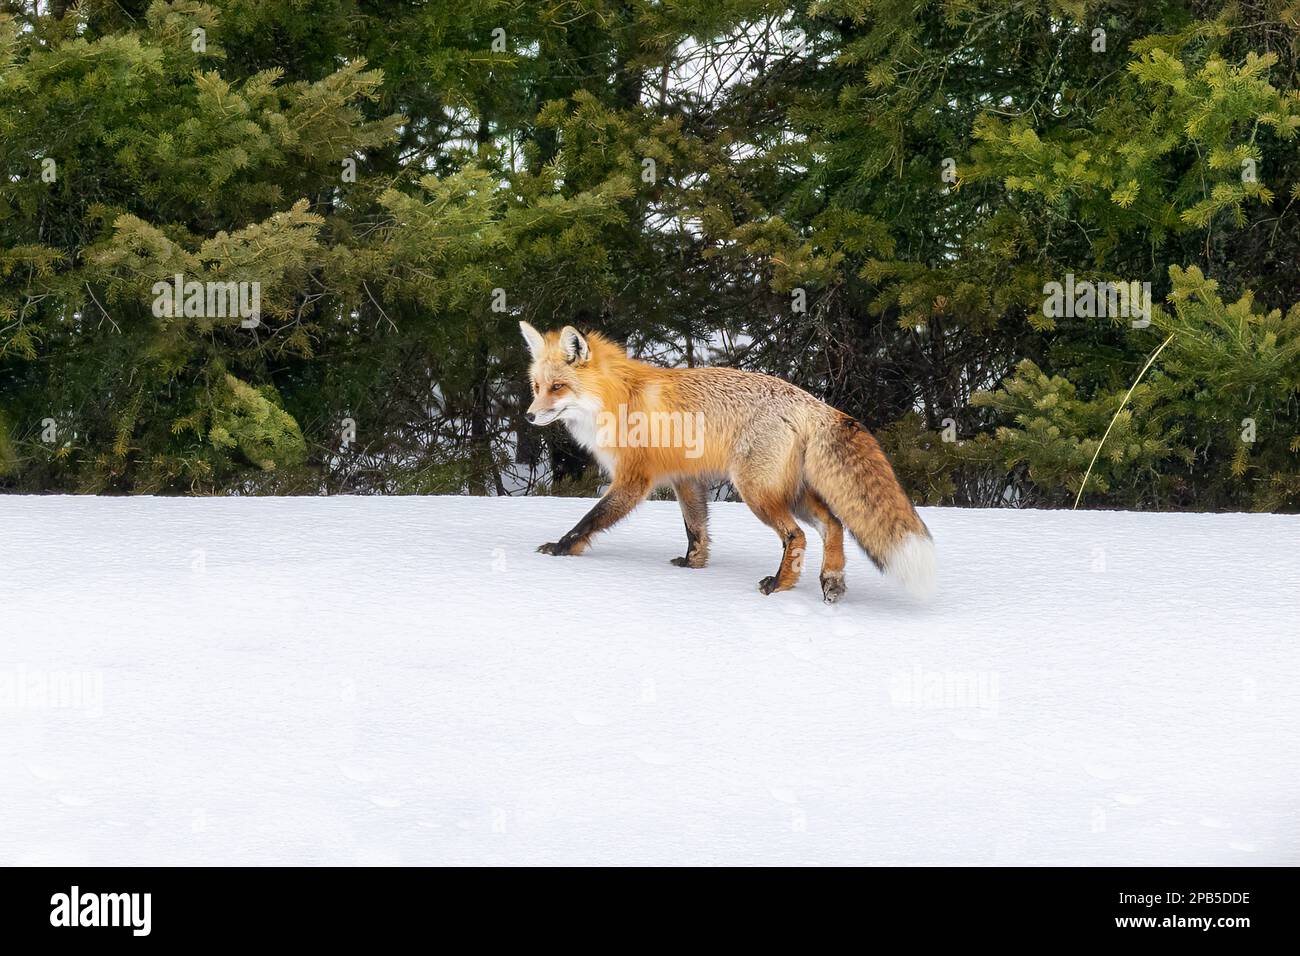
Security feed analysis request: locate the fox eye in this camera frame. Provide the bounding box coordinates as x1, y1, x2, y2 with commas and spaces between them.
550, 382, 565, 392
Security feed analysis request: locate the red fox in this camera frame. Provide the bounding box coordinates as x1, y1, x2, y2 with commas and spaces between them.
520, 322, 936, 602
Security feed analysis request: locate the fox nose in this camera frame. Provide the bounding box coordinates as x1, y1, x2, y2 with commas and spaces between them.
526, 412, 537, 424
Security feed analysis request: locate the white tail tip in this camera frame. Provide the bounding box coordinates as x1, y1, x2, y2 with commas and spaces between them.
887, 532, 937, 600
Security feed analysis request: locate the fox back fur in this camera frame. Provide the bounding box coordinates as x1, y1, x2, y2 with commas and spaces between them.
520, 322, 935, 602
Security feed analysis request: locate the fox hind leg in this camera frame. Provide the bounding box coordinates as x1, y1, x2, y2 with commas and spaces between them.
796, 490, 847, 603
670, 478, 710, 568
733, 469, 806, 595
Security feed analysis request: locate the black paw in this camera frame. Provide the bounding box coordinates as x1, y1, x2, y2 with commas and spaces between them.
538, 541, 572, 556
757, 575, 779, 595
821, 574, 846, 604
670, 553, 706, 568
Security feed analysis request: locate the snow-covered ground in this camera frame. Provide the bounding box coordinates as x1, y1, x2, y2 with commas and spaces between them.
1, 495, 1296, 866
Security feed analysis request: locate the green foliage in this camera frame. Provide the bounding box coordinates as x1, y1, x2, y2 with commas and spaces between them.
0, 0, 1298, 512
700, 0, 1300, 512
207, 372, 306, 472
979, 264, 1300, 509
974, 358, 1175, 503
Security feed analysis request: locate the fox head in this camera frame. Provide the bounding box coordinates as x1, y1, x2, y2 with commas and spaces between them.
519, 321, 597, 426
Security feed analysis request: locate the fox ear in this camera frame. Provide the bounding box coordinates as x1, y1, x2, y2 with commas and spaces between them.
559, 326, 590, 364
519, 321, 546, 360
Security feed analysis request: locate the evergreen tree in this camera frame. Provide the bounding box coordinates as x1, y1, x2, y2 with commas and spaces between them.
0, 1, 1297, 511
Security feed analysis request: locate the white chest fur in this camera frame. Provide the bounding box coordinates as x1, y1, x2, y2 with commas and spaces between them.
561, 397, 616, 475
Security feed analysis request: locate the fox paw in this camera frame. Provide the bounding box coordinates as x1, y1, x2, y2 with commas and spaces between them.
670, 553, 707, 569
757, 575, 781, 595
537, 541, 572, 556
820, 573, 846, 604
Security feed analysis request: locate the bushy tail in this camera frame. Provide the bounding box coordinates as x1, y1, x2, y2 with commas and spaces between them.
803, 413, 936, 599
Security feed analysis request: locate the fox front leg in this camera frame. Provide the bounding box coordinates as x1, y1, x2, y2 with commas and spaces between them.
538, 476, 651, 556
669, 478, 710, 568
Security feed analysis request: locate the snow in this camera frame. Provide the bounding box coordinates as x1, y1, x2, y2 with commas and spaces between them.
1, 494, 1297, 866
